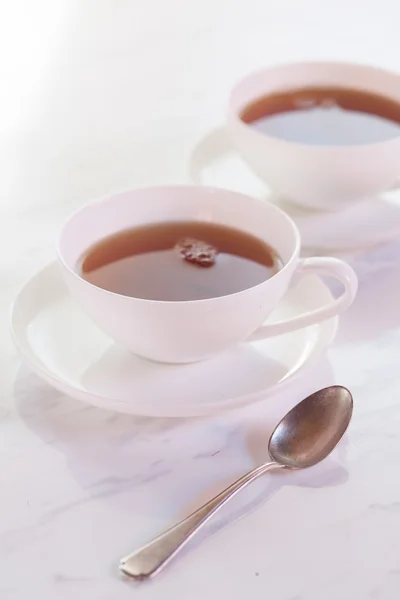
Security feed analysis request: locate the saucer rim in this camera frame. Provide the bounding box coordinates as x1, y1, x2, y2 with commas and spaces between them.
10, 262, 339, 418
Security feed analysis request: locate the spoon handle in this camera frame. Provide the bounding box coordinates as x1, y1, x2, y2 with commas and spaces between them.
120, 461, 282, 580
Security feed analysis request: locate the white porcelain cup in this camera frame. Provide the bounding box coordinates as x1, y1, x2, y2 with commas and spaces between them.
228, 62, 400, 211
58, 186, 358, 363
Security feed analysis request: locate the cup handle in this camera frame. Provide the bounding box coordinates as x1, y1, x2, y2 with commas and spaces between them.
247, 257, 358, 341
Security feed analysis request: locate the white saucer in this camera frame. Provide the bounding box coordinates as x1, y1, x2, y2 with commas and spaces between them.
188, 128, 400, 254
11, 263, 338, 418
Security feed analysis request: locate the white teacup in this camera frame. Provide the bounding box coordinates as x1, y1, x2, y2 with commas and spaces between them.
58, 186, 357, 364
228, 61, 400, 211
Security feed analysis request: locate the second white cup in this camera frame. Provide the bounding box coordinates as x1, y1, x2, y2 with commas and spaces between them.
228, 61, 400, 211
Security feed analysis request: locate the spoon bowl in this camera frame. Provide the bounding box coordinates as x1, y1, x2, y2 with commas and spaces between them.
269, 385, 353, 469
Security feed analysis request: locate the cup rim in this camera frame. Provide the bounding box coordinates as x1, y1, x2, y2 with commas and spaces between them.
57, 184, 301, 305
228, 60, 400, 151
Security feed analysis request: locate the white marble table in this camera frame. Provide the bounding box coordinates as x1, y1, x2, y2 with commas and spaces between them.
2, 1, 400, 598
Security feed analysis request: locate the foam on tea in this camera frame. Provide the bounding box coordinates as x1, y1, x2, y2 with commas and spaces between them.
78, 221, 282, 301
240, 86, 400, 145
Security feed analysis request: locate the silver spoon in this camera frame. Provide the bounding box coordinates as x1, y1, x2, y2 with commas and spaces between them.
120, 385, 353, 580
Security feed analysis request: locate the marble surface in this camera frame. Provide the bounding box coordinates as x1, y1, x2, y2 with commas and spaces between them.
2, 1, 400, 598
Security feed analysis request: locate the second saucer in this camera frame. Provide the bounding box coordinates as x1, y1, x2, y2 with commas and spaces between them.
188, 127, 400, 255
